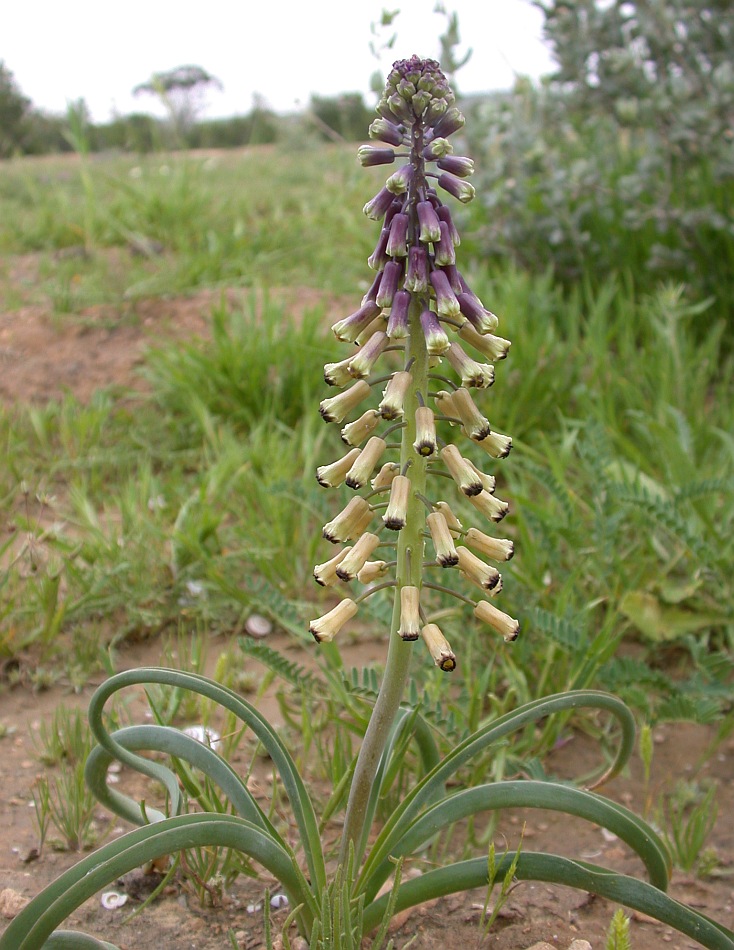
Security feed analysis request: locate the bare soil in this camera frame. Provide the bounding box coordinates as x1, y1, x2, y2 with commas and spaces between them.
0, 266, 732, 948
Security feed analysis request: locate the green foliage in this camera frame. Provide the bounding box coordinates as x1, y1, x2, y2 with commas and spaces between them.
465, 1, 734, 320
309, 93, 374, 142
0, 61, 31, 157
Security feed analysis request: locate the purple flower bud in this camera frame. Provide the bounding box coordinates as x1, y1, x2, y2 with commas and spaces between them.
437, 173, 475, 204
376, 99, 402, 125
434, 222, 456, 266
387, 289, 411, 340
437, 155, 474, 178
368, 228, 390, 271
386, 213, 410, 258
411, 90, 432, 116
429, 269, 461, 317
384, 199, 405, 229
405, 246, 429, 293
369, 118, 405, 147
376, 260, 403, 309
364, 186, 396, 220
361, 269, 383, 305
420, 309, 450, 355
439, 263, 463, 294
432, 107, 465, 138
331, 300, 382, 343
358, 145, 396, 168
436, 205, 461, 246
388, 93, 414, 124
417, 201, 441, 243
423, 137, 453, 159
386, 164, 413, 195
457, 293, 498, 335
348, 331, 389, 379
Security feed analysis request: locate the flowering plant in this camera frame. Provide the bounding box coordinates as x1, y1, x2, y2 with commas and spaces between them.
3, 58, 732, 950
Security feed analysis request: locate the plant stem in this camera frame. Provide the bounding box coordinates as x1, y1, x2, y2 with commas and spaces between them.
339, 296, 429, 868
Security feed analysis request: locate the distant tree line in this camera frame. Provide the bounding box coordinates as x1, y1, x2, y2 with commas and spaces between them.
0, 60, 376, 157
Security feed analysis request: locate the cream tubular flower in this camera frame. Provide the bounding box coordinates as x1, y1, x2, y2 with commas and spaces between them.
458, 321, 511, 360
426, 511, 459, 566
371, 461, 401, 491
345, 437, 387, 489
313, 548, 349, 587
357, 560, 389, 584
446, 343, 495, 389
316, 448, 361, 488
475, 430, 513, 458
449, 387, 491, 441
456, 546, 501, 591
398, 585, 421, 640
379, 370, 412, 419
433, 500, 463, 536
413, 406, 437, 457
310, 598, 358, 643
474, 599, 520, 642
336, 532, 382, 581
421, 623, 456, 671
319, 380, 372, 424
440, 444, 483, 496
468, 490, 510, 523
464, 528, 514, 562
322, 496, 372, 544
341, 409, 382, 446
383, 474, 411, 530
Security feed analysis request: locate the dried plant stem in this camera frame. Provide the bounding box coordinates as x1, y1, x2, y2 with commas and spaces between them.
339, 298, 429, 867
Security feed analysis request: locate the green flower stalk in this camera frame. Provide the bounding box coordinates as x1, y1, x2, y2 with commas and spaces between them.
310, 55, 519, 860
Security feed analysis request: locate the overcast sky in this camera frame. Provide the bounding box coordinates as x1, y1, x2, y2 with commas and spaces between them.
4, 0, 556, 122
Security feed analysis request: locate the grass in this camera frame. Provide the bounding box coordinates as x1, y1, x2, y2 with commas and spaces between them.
0, 145, 732, 733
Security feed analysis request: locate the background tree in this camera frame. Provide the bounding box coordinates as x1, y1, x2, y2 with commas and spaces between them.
0, 61, 31, 157
133, 64, 223, 145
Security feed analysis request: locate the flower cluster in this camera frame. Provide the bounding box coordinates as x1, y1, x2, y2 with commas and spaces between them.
310, 56, 519, 670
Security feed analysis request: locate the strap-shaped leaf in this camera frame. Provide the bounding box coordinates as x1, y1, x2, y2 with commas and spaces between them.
87, 668, 325, 892
362, 853, 734, 949
363, 779, 670, 901
0, 814, 317, 950
85, 724, 281, 841
358, 690, 635, 889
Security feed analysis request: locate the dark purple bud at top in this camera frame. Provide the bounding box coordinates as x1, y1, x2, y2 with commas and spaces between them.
405, 245, 429, 293
430, 268, 461, 317
369, 117, 406, 147
376, 260, 403, 309
437, 204, 461, 246
437, 155, 475, 178
434, 221, 456, 266
387, 289, 411, 340
437, 173, 475, 204
386, 212, 410, 258
432, 107, 465, 138
364, 186, 397, 220
358, 145, 396, 167
368, 228, 390, 271
417, 201, 441, 243
423, 137, 453, 159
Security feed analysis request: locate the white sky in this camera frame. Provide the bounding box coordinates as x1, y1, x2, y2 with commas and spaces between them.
3, 1, 555, 122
